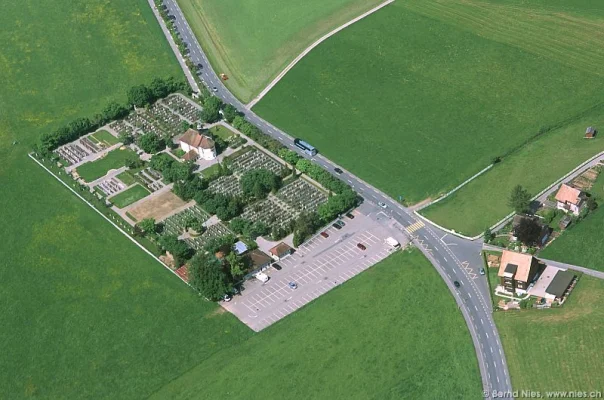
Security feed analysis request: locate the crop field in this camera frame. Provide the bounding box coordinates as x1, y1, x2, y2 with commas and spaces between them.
495, 276, 604, 395
177, 0, 384, 102
76, 148, 138, 182
421, 110, 604, 236
151, 249, 482, 399
109, 184, 150, 208
0, 0, 251, 398
254, 0, 604, 205
539, 207, 604, 272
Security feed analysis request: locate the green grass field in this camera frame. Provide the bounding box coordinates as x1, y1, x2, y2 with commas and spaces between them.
177, 0, 384, 102
421, 111, 604, 235
0, 1, 254, 399
109, 184, 150, 208
76, 148, 137, 182
116, 171, 136, 186
254, 0, 604, 205
90, 129, 120, 146
539, 207, 604, 272
209, 125, 234, 140
495, 276, 604, 395
151, 249, 482, 399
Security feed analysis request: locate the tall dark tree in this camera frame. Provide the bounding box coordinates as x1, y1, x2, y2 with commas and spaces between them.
159, 234, 194, 266
137, 132, 165, 154
508, 185, 532, 214
127, 85, 153, 107
188, 253, 231, 301
200, 96, 223, 123
239, 169, 281, 199
514, 218, 542, 246
222, 104, 239, 123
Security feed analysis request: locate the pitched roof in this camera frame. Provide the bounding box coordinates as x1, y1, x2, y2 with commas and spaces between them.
269, 242, 293, 257
498, 250, 535, 282
555, 184, 583, 206
182, 149, 198, 161
179, 129, 215, 150
199, 135, 215, 150
545, 270, 575, 298
233, 241, 248, 255
586, 126, 596, 134
248, 250, 272, 269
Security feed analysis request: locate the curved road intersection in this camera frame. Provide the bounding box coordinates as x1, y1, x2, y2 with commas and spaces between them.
153, 1, 513, 397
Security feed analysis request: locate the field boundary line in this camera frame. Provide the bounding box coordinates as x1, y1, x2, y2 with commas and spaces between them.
246, 0, 395, 109
28, 153, 189, 286
415, 163, 493, 211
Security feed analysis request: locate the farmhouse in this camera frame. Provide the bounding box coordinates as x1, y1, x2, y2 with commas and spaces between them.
497, 250, 540, 295
178, 129, 216, 161
555, 184, 585, 216
268, 242, 293, 261
585, 126, 596, 139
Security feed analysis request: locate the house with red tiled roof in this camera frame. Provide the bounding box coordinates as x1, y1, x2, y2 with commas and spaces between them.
178, 129, 216, 161
497, 250, 540, 295
555, 184, 585, 216
268, 242, 293, 261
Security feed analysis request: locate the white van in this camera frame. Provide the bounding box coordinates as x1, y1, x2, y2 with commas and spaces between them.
255, 272, 269, 283
385, 237, 400, 248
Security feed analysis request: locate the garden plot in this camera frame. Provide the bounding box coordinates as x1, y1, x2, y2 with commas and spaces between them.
207, 175, 243, 197
162, 95, 200, 123
109, 119, 136, 136
185, 222, 233, 251
95, 177, 126, 197
229, 148, 284, 176
161, 205, 210, 235
277, 178, 327, 213
241, 195, 299, 229
136, 168, 165, 192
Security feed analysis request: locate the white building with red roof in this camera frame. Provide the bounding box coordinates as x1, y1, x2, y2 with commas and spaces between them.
555, 183, 585, 216
178, 129, 216, 161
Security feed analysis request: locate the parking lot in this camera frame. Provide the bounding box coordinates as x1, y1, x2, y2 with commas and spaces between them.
222, 205, 408, 331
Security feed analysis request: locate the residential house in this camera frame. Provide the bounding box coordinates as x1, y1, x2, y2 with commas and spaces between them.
511, 215, 550, 246
585, 126, 596, 139
497, 250, 540, 294
178, 129, 216, 161
555, 184, 585, 216
268, 242, 293, 261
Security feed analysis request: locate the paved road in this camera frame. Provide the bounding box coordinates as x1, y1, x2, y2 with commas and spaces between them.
154, 1, 513, 396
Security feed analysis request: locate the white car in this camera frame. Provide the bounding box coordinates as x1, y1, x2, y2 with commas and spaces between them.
378, 201, 387, 209
212, 87, 218, 92
255, 272, 269, 283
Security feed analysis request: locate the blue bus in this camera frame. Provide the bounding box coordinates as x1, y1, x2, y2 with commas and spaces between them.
294, 138, 318, 156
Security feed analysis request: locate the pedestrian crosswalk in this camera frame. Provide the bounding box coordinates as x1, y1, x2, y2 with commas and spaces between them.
405, 220, 424, 234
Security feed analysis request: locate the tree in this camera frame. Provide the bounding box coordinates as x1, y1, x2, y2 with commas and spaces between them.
203, 234, 236, 254
159, 235, 194, 266
278, 149, 300, 166
317, 189, 358, 222
138, 218, 156, 235
149, 77, 169, 99
124, 154, 144, 169
244, 221, 269, 239
514, 218, 542, 246
222, 104, 239, 123
586, 196, 598, 211
188, 253, 231, 301
292, 213, 319, 247
508, 185, 532, 214
239, 169, 281, 199
483, 227, 494, 243
185, 216, 204, 234
127, 85, 153, 107
226, 252, 246, 280
119, 131, 134, 145
102, 101, 129, 121
200, 96, 223, 123
229, 217, 250, 235
295, 158, 312, 173
137, 132, 165, 154
149, 153, 174, 173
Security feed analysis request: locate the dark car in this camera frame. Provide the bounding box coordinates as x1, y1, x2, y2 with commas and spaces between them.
336, 220, 345, 227
168, 14, 176, 20
357, 243, 366, 251
197, 63, 203, 70
334, 167, 343, 174
332, 223, 342, 230
273, 264, 282, 271
320, 231, 329, 238
454, 281, 461, 288
346, 213, 355, 219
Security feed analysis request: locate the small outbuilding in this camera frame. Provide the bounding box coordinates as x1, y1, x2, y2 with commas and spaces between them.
585, 126, 597, 139
233, 240, 249, 255
268, 242, 294, 260
545, 270, 576, 302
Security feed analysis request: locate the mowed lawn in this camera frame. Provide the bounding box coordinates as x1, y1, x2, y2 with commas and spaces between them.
0, 1, 255, 399
177, 0, 384, 102
76, 148, 138, 182
495, 276, 604, 395
254, 0, 604, 204
109, 184, 150, 208
539, 207, 604, 272
90, 129, 120, 146
151, 250, 482, 400
421, 110, 604, 236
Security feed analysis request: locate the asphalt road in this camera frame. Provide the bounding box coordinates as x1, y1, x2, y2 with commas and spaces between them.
154, 1, 513, 397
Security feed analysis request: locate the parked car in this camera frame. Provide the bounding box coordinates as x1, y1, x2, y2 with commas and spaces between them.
288, 282, 298, 290
479, 268, 485, 275
212, 87, 218, 92
334, 167, 343, 174
378, 201, 387, 209
336, 220, 345, 227
255, 272, 269, 283
273, 264, 282, 271
332, 223, 342, 230
223, 294, 232, 302
345, 212, 355, 219
320, 231, 329, 238
357, 243, 366, 250
454, 281, 460, 288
